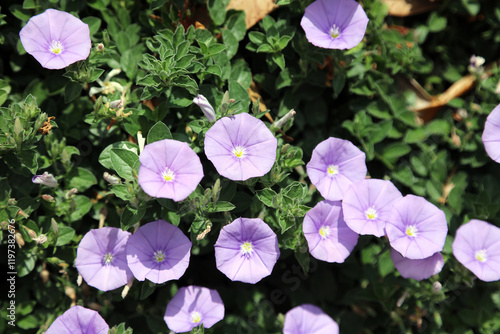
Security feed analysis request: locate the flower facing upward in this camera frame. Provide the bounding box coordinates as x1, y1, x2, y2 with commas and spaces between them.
452, 219, 500, 282
482, 103, 500, 163
126, 220, 192, 284
193, 94, 216, 122
46, 305, 109, 334
138, 139, 204, 202
75, 227, 133, 291
19, 9, 91, 69
306, 137, 367, 201
300, 0, 369, 50
342, 179, 402, 237
214, 217, 280, 284
32, 171, 58, 188
204, 113, 277, 181
303, 200, 358, 263
283, 304, 339, 334
164, 285, 224, 333
390, 249, 444, 281
385, 195, 448, 260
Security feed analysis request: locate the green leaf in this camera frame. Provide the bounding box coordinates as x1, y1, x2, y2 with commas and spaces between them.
55, 226, 75, 246
64, 81, 82, 103
256, 188, 278, 208
17, 250, 36, 277
67, 167, 97, 192
109, 184, 132, 201
428, 12, 447, 32
381, 143, 411, 164
110, 149, 139, 180
209, 201, 235, 212
121, 204, 146, 230
99, 142, 139, 169
248, 31, 266, 45
82, 16, 102, 36
147, 121, 173, 144
69, 195, 93, 222
271, 53, 285, 70
207, 0, 230, 26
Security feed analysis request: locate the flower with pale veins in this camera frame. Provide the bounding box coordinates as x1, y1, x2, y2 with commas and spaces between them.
283, 304, 339, 334
46, 305, 109, 334
390, 249, 444, 280
482, 103, 500, 163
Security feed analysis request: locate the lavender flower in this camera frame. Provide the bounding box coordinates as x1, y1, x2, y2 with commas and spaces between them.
204, 113, 277, 181
342, 179, 402, 237
32, 171, 58, 188
126, 219, 191, 284
164, 285, 224, 332
482, 103, 500, 163
300, 0, 369, 50
385, 195, 448, 260
452, 219, 500, 282
19, 9, 91, 69
303, 200, 358, 263
193, 94, 216, 122
306, 137, 367, 201
75, 227, 133, 291
214, 217, 280, 284
138, 139, 204, 202
390, 249, 444, 280
283, 304, 339, 334
46, 305, 109, 334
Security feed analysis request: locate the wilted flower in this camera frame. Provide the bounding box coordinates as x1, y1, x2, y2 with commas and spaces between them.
138, 139, 204, 202
19, 9, 91, 69
283, 304, 339, 334
32, 172, 58, 188
342, 179, 402, 237
164, 285, 224, 333
306, 137, 367, 201
126, 220, 191, 284
46, 305, 109, 334
468, 54, 485, 73
75, 227, 133, 291
452, 219, 500, 282
300, 0, 369, 50
482, 103, 500, 163
214, 217, 280, 284
204, 113, 277, 181
193, 94, 216, 122
89, 69, 124, 96
390, 249, 444, 280
385, 195, 448, 260
303, 200, 358, 263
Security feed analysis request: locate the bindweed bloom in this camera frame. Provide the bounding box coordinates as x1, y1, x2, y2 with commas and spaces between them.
193, 94, 216, 122
306, 137, 367, 201
283, 304, 339, 334
204, 113, 277, 181
32, 171, 58, 188
342, 179, 402, 237
75, 227, 133, 291
385, 195, 448, 260
126, 219, 191, 284
46, 305, 109, 334
19, 9, 91, 69
482, 103, 500, 163
452, 219, 500, 282
164, 285, 224, 332
138, 139, 204, 202
214, 217, 280, 284
300, 0, 369, 50
303, 200, 358, 263
390, 249, 444, 280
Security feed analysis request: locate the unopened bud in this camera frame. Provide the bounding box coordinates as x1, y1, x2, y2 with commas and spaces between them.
281, 144, 290, 154
122, 278, 134, 299
15, 232, 25, 248
212, 179, 221, 203
42, 194, 55, 202
33, 234, 48, 244
432, 281, 442, 294
193, 94, 216, 122
77, 274, 83, 286
32, 172, 58, 188
65, 188, 78, 199
40, 269, 50, 284
104, 172, 121, 185
96, 43, 105, 52
109, 99, 123, 109
468, 55, 485, 73
272, 109, 296, 131
8, 198, 17, 205
23, 225, 37, 238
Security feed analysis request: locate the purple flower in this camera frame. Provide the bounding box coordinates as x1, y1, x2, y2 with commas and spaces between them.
138, 139, 204, 202
342, 179, 402, 237
306, 137, 367, 201
385, 195, 448, 260
19, 9, 91, 70
482, 103, 500, 163
126, 219, 191, 284
300, 0, 369, 50
204, 113, 277, 181
164, 285, 224, 333
283, 304, 339, 334
303, 200, 358, 263
75, 227, 133, 291
452, 219, 500, 282
390, 249, 444, 280
46, 305, 109, 334
193, 94, 216, 122
214, 217, 280, 284
32, 171, 58, 188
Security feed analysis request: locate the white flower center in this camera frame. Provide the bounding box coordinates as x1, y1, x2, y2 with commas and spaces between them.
326, 164, 339, 177
475, 249, 487, 262
319, 225, 330, 239
161, 167, 175, 182
365, 207, 378, 220
405, 225, 418, 238
329, 25, 340, 39
153, 250, 166, 263
233, 146, 246, 159
49, 40, 63, 55
191, 311, 202, 324
240, 241, 253, 254
103, 252, 113, 265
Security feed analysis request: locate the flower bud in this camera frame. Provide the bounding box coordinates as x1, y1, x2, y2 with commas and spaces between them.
104, 172, 121, 185
33, 234, 48, 244
32, 172, 58, 188
65, 188, 78, 199
272, 109, 296, 131
193, 94, 216, 122
109, 99, 123, 109
95, 43, 105, 52
432, 281, 442, 294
